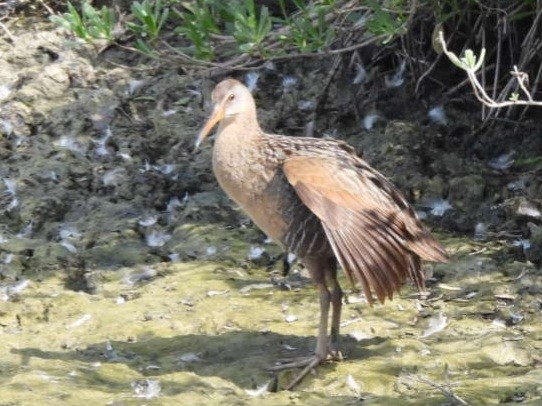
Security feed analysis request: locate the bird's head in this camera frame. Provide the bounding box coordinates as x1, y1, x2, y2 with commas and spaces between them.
195, 79, 255, 149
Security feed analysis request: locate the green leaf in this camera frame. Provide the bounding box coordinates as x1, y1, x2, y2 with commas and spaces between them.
134, 38, 156, 57
473, 48, 486, 71
239, 42, 254, 52
463, 49, 476, 68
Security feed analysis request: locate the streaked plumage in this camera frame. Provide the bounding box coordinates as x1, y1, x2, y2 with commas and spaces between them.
195, 78, 448, 389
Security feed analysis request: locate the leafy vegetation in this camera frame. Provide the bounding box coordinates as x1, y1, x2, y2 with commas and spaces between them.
127, 0, 170, 40
278, 0, 335, 52
126, 0, 170, 55
366, 0, 408, 42
49, 0, 541, 123
50, 1, 116, 41
173, 1, 219, 60
226, 0, 272, 54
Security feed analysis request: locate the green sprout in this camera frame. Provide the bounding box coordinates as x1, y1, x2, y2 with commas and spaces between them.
174, 1, 220, 60
128, 0, 170, 41
50, 1, 116, 42
227, 0, 271, 54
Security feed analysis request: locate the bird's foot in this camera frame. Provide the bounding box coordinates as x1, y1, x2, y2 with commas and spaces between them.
267, 354, 324, 390
267, 347, 342, 390
328, 342, 343, 361
267, 355, 322, 371
328, 348, 343, 362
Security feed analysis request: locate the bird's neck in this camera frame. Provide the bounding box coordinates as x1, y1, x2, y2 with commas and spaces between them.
212, 112, 268, 179
216, 112, 264, 146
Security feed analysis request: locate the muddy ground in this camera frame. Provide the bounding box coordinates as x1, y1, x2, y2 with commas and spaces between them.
0, 16, 541, 405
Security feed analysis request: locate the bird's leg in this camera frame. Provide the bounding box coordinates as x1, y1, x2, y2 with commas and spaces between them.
279, 281, 331, 390
327, 265, 343, 360
268, 282, 331, 370
268, 257, 335, 390
314, 281, 332, 360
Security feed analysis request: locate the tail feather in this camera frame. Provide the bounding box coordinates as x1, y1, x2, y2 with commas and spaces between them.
321, 208, 440, 304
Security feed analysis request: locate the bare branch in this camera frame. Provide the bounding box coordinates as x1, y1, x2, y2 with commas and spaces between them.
0, 21, 15, 44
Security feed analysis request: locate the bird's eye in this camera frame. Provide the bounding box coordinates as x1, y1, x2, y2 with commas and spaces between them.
228, 94, 235, 101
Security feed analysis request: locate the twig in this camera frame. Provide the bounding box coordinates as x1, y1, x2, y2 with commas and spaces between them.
443, 65, 494, 98
510, 267, 529, 281
326, 34, 388, 55
161, 41, 256, 72
439, 31, 542, 109
444, 78, 470, 97
414, 49, 441, 96
0, 21, 15, 44
480, 28, 486, 120
314, 53, 343, 115
105, 59, 159, 72
162, 32, 388, 75
409, 375, 469, 405
501, 6, 542, 120
491, 18, 502, 107
519, 62, 542, 121
37, 0, 55, 16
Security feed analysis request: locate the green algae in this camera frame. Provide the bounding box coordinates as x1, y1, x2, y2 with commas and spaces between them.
1, 233, 541, 405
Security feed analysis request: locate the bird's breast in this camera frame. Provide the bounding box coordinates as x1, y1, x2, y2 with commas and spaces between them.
212, 136, 289, 242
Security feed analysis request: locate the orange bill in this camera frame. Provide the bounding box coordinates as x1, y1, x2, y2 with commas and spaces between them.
195, 103, 225, 149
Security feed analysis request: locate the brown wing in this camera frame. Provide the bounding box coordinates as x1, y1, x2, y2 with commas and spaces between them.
283, 156, 448, 304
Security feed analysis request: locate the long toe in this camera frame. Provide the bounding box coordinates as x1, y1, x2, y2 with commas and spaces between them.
267, 355, 320, 371
328, 343, 343, 361
284, 356, 323, 390
266, 354, 327, 390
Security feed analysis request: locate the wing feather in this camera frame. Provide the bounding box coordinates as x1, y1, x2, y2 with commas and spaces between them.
283, 155, 448, 304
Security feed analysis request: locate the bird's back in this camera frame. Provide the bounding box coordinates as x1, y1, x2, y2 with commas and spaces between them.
265, 134, 448, 302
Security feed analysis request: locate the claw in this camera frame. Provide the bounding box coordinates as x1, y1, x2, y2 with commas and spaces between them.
328, 350, 343, 361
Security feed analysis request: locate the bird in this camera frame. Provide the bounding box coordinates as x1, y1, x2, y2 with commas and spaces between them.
195, 78, 449, 390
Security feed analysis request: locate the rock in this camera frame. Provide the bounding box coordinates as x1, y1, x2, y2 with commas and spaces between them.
483, 340, 533, 367
525, 222, 542, 265
448, 175, 485, 209
431, 152, 467, 176
423, 175, 447, 198
516, 199, 541, 219
501, 197, 542, 229
438, 210, 475, 233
